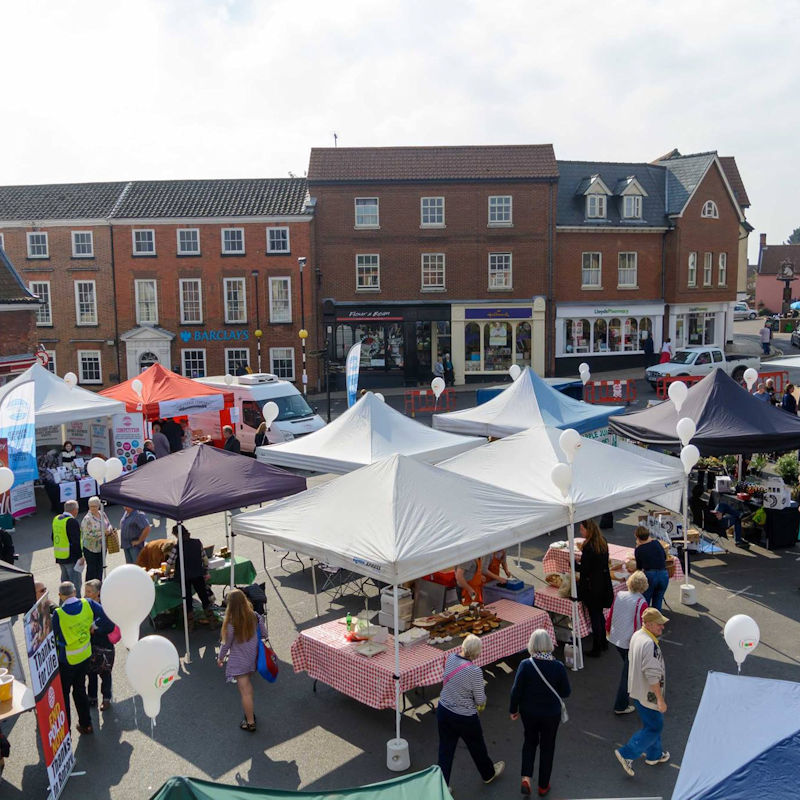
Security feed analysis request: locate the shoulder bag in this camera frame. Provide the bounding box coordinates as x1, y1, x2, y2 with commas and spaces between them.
529, 657, 568, 723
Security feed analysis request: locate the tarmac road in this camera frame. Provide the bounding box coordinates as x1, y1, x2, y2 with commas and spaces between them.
2, 332, 800, 799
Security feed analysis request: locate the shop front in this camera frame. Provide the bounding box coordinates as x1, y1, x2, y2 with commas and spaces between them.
451, 299, 546, 384
554, 301, 664, 377
668, 302, 729, 350
326, 302, 451, 388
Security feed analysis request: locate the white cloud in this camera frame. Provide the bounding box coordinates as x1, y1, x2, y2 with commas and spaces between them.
1, 0, 797, 254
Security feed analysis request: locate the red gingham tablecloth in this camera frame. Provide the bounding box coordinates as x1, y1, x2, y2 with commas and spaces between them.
542, 540, 684, 581
290, 599, 554, 710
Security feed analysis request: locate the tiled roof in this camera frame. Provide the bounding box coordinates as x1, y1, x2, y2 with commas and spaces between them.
555, 161, 668, 227
0, 182, 127, 220
0, 247, 40, 305
308, 145, 558, 182
655, 151, 716, 215
718, 156, 750, 208
758, 244, 800, 276
112, 178, 309, 218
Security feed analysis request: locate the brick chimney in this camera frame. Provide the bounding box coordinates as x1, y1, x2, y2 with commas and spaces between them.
760, 232, 767, 250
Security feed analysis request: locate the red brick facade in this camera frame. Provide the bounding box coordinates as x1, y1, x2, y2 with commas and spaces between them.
0, 310, 38, 359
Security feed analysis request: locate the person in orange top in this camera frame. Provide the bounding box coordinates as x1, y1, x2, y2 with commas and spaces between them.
456, 558, 486, 604
483, 550, 512, 585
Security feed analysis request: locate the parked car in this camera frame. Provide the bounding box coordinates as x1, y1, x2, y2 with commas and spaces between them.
733, 302, 757, 320
791, 325, 800, 349
645, 347, 760, 389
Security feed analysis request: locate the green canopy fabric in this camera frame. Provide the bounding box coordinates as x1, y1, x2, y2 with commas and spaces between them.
149, 767, 450, 800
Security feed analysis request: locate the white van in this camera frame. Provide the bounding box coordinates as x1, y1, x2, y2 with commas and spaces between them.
193, 373, 325, 453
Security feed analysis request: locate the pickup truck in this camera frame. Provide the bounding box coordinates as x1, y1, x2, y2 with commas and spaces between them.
645, 346, 760, 389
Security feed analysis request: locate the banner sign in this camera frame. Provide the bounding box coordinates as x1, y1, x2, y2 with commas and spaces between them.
64, 421, 90, 448
111, 413, 145, 472
345, 342, 362, 408
0, 438, 9, 519
36, 425, 63, 447
90, 420, 110, 457
59, 482, 77, 503
0, 380, 37, 486
24, 595, 74, 800
158, 394, 224, 418
10, 481, 36, 518
78, 477, 97, 498
465, 307, 532, 320
0, 619, 25, 681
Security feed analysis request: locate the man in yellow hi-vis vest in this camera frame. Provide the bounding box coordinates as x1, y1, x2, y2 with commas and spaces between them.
52, 581, 113, 735
53, 499, 85, 597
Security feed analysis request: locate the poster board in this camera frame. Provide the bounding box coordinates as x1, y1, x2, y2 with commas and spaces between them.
111, 412, 145, 472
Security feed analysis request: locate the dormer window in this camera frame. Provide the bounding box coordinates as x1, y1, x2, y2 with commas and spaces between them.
587, 195, 606, 219
701, 200, 719, 218
623, 195, 642, 219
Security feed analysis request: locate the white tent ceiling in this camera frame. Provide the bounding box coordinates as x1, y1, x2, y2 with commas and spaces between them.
438, 425, 684, 516
232, 453, 567, 584
0, 363, 125, 427
256, 392, 483, 473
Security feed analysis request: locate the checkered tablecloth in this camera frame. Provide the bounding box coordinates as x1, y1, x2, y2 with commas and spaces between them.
290, 599, 554, 710
534, 581, 627, 638
542, 540, 684, 581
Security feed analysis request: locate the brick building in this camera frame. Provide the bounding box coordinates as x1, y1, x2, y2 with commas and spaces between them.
308, 145, 558, 387
109, 179, 316, 386
754, 235, 800, 314
552, 151, 749, 376
0, 183, 124, 386
0, 246, 41, 385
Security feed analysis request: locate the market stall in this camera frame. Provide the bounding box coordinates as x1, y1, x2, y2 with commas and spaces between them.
432, 366, 622, 438
256, 391, 483, 473
99, 444, 306, 658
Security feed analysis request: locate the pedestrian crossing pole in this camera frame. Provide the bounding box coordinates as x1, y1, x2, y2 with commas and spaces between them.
298, 256, 308, 395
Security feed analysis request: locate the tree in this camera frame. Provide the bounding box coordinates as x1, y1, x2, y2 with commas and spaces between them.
786, 227, 800, 244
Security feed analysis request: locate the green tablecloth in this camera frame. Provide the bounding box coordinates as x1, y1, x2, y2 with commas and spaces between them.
150, 556, 257, 616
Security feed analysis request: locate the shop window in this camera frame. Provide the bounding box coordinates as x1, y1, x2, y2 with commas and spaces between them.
516, 322, 531, 367
483, 321, 512, 371
704, 314, 715, 344
675, 316, 686, 348
335, 325, 355, 360
624, 318, 638, 351
608, 318, 623, 352
464, 322, 481, 372
565, 318, 590, 353
593, 319, 608, 352
639, 317, 653, 341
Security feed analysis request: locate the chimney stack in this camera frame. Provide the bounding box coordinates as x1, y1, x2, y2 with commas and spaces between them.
760, 232, 767, 250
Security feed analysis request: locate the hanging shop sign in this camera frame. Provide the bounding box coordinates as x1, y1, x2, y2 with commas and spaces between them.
465, 307, 532, 320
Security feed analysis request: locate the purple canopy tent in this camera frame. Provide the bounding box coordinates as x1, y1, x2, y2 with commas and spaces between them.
99, 445, 306, 659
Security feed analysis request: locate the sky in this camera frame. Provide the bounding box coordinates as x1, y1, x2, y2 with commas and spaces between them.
2, 0, 798, 260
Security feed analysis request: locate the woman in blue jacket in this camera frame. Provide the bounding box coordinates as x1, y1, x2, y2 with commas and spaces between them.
509, 629, 571, 797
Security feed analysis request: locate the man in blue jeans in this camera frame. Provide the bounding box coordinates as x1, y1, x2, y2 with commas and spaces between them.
614, 608, 670, 776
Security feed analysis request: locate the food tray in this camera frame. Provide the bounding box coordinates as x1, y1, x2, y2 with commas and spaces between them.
355, 642, 387, 658
426, 619, 512, 651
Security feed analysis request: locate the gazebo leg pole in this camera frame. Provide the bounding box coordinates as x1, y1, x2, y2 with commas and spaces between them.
224, 510, 230, 550
311, 560, 320, 618
385, 582, 409, 771
567, 507, 582, 671
230, 525, 236, 591
177, 522, 191, 663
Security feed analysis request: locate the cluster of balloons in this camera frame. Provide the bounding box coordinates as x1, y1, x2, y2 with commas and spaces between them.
87, 456, 123, 485
101, 565, 179, 721
550, 428, 582, 498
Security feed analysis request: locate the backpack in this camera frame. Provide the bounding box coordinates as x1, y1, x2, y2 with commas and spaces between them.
0, 528, 15, 563
240, 583, 267, 615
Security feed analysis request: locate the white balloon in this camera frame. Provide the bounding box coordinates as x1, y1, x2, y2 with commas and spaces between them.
550, 462, 573, 498
558, 428, 582, 464
431, 377, 445, 399
743, 367, 758, 391
0, 467, 14, 494
262, 401, 279, 427
104, 457, 124, 482
580, 370, 591, 386
578, 362, 590, 375
668, 380, 688, 412
131, 378, 144, 396
374, 392, 385, 402
86, 457, 107, 482
676, 417, 696, 447
508, 364, 521, 381
680, 444, 700, 475
63, 372, 77, 388
101, 565, 156, 650
125, 635, 180, 721
723, 614, 760, 667
224, 374, 234, 385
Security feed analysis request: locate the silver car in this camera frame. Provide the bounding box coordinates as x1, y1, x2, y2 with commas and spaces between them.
733, 303, 756, 320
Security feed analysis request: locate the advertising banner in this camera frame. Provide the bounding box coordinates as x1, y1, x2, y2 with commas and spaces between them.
0, 380, 37, 486
0, 437, 9, 520
64, 421, 90, 449
346, 342, 362, 408
90, 420, 110, 458
158, 394, 224, 418
111, 412, 145, 472
10, 480, 36, 518
24, 595, 74, 800
36, 425, 63, 447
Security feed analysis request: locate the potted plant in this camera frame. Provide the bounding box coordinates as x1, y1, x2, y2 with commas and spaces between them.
776, 453, 799, 486
749, 453, 767, 477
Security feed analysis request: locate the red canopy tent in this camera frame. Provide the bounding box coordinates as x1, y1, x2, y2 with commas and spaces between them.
99, 364, 234, 421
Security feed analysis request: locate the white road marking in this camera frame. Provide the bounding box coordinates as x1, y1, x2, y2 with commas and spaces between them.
727, 585, 763, 599
660, 638, 683, 646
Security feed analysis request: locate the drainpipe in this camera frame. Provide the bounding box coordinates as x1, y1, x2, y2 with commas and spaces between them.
546, 180, 555, 375
109, 223, 121, 381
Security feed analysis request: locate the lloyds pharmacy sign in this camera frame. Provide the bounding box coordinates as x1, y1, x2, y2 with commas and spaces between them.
179, 329, 250, 342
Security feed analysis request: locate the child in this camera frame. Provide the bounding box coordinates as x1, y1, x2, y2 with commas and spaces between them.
84, 579, 115, 710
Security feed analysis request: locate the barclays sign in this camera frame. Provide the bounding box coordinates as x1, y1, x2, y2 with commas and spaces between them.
179, 329, 250, 343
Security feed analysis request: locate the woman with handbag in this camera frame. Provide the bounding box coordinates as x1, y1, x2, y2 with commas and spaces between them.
577, 518, 614, 657
437, 634, 505, 790
217, 588, 267, 732
81, 497, 114, 582
84, 580, 115, 711
509, 629, 571, 797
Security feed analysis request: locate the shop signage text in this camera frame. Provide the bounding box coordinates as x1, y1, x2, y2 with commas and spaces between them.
179, 329, 249, 343
465, 308, 532, 320
337, 310, 403, 322
688, 306, 710, 313
592, 307, 629, 316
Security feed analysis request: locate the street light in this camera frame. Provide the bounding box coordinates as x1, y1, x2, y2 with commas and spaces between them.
298, 257, 308, 395
251, 270, 262, 372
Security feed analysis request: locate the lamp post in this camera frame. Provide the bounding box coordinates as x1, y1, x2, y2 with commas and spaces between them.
298, 257, 308, 395
251, 270, 262, 372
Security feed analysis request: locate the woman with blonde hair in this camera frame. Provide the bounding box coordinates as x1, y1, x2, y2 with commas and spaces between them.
578, 518, 613, 658
606, 570, 649, 715
217, 588, 267, 731
80, 496, 112, 582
